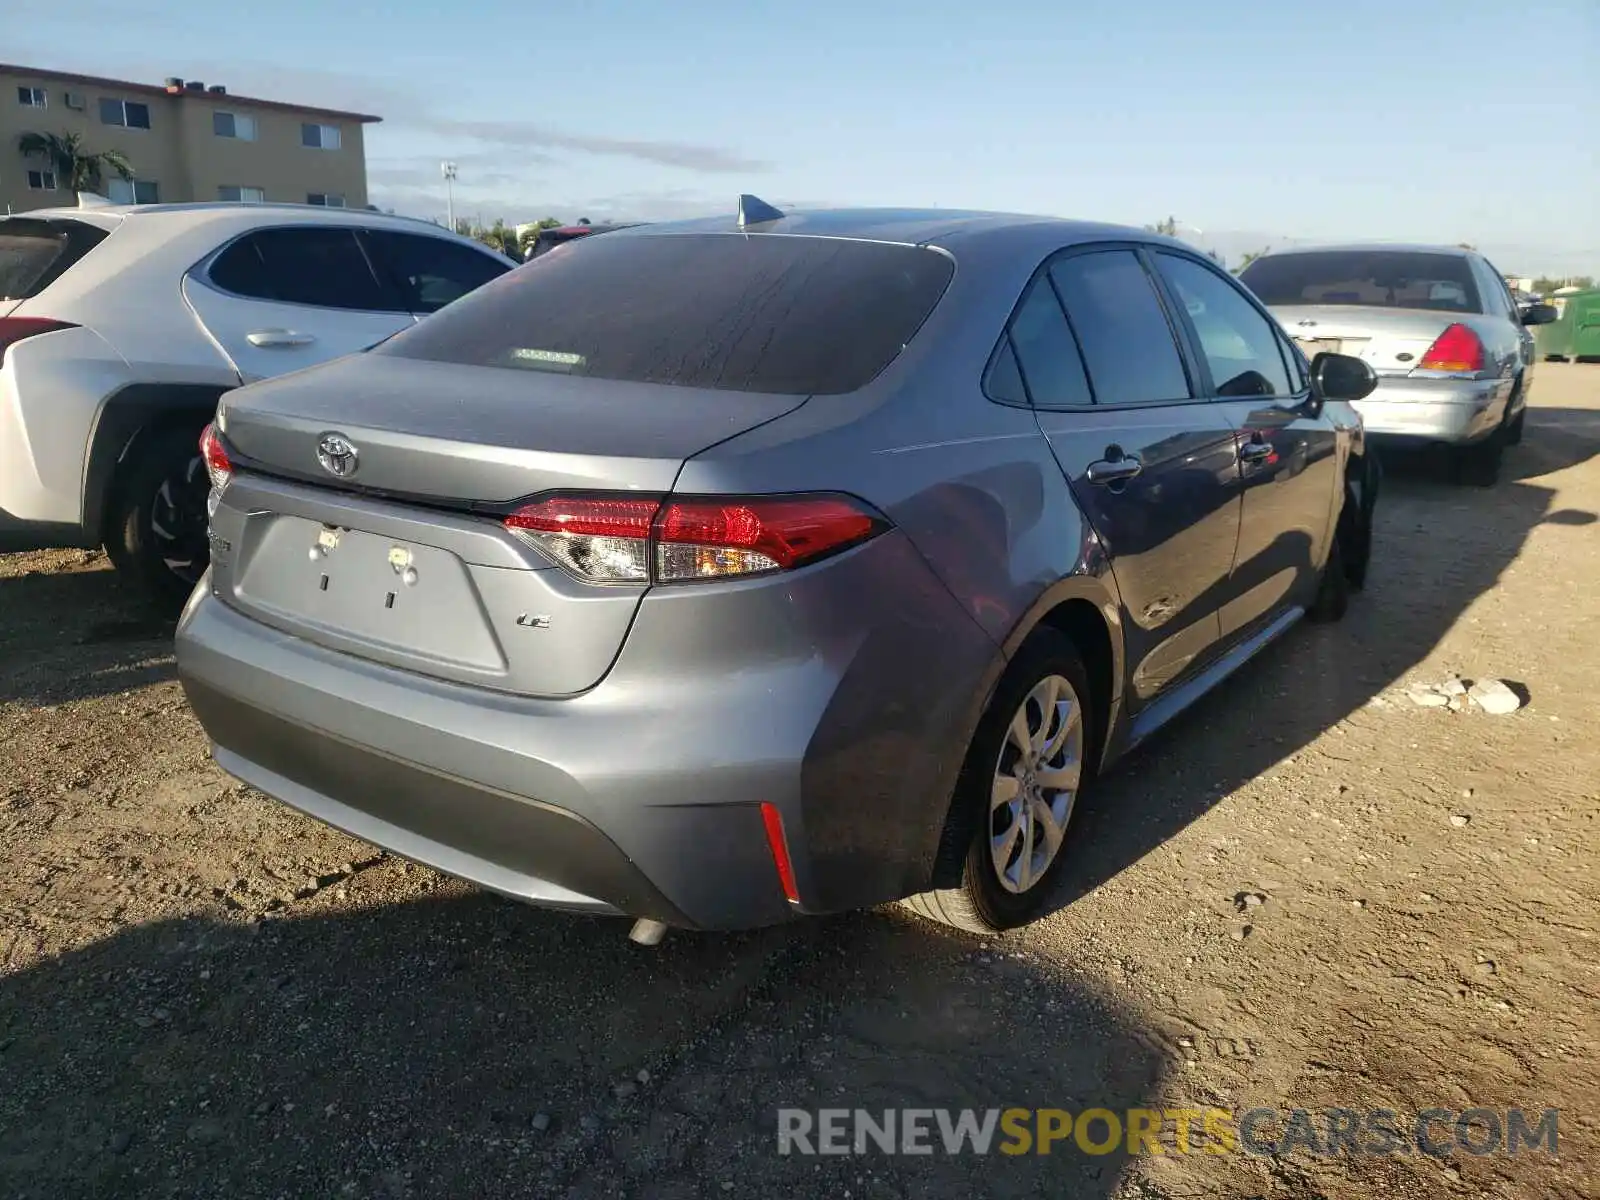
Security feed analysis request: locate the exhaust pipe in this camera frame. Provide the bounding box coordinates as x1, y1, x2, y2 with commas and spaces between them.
628, 919, 670, 946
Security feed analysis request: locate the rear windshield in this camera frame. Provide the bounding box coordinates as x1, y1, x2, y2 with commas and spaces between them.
377, 232, 955, 395
1240, 251, 1483, 314
0, 219, 110, 301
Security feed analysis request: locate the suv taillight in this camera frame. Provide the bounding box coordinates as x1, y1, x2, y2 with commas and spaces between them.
0, 317, 78, 364
1418, 323, 1486, 373
505, 493, 887, 584
199, 423, 233, 490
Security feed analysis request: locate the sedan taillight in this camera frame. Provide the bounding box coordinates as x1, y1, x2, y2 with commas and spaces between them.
1419, 323, 1486, 373
505, 493, 887, 584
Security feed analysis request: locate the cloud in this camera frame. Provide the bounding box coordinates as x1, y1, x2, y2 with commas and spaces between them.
409, 119, 768, 174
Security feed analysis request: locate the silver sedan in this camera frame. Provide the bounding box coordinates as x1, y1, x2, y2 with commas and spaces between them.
1240, 244, 1557, 485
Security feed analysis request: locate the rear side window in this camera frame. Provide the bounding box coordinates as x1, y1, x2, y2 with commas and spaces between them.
1239, 250, 1483, 314
0, 219, 110, 301
208, 228, 389, 311
994, 276, 1092, 407
1049, 250, 1192, 406
376, 233, 955, 395
361, 230, 510, 314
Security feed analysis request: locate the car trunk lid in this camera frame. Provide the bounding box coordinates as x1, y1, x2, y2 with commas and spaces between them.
210, 353, 807, 696
1271, 304, 1469, 376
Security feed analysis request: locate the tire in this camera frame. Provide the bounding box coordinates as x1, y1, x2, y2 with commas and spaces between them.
1453, 428, 1504, 488
1342, 456, 1378, 593
1506, 406, 1526, 446
103, 427, 211, 609
1309, 528, 1351, 623
900, 630, 1095, 935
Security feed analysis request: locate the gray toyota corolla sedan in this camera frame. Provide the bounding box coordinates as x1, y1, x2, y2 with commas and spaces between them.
175, 200, 1380, 939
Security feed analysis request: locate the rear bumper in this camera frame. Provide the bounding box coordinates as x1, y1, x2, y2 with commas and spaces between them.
1353, 376, 1510, 445
176, 531, 999, 930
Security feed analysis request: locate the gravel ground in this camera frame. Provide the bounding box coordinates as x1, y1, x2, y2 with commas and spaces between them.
2, 366, 1597, 1200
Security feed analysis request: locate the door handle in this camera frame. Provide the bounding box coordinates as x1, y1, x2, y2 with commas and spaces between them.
1239, 440, 1273, 463
1085, 453, 1143, 485
246, 328, 316, 347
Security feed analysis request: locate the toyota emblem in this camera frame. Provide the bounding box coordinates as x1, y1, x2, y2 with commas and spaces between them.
317, 433, 359, 478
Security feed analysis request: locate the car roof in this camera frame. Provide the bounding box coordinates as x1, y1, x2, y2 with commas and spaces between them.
603, 207, 1177, 262
1255, 242, 1479, 259
5, 201, 500, 257
9, 201, 467, 237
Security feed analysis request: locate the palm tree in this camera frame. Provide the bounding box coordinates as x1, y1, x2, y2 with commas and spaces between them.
17, 131, 134, 194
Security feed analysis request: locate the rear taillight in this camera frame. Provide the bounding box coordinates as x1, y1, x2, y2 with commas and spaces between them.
0, 317, 78, 364
199, 423, 233, 490
1418, 323, 1486, 373
504, 493, 887, 584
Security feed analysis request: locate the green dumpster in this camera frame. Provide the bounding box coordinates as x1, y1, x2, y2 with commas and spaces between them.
1535, 288, 1600, 362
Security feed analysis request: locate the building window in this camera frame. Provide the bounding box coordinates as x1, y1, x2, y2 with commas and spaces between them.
107, 179, 160, 205
307, 193, 346, 208
99, 98, 151, 129
218, 185, 266, 204
213, 111, 258, 141
300, 122, 342, 150
17, 86, 48, 108
26, 170, 58, 191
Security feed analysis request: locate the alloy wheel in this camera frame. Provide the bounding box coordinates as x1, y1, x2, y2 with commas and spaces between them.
148, 451, 211, 587
989, 673, 1084, 894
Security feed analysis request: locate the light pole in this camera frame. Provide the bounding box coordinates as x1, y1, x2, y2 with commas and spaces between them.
441, 161, 458, 230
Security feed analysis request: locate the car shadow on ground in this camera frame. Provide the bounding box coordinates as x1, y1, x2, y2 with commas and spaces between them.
0, 896, 1167, 1199
1047, 406, 1598, 910
0, 562, 178, 708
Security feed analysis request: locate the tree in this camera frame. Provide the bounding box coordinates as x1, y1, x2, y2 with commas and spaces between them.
577, 217, 592, 227
1234, 247, 1272, 275
17, 131, 133, 193
1457, 242, 1476, 251
1146, 216, 1179, 237
517, 218, 563, 256
1532, 274, 1594, 294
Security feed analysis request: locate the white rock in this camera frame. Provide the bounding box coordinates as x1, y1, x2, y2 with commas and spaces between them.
1406, 685, 1450, 708
1467, 678, 1522, 715
1440, 678, 1467, 696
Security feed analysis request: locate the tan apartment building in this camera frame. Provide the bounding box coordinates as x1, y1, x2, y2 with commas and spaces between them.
1, 63, 379, 215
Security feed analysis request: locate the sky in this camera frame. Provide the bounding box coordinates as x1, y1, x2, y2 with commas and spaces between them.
4, 0, 1597, 275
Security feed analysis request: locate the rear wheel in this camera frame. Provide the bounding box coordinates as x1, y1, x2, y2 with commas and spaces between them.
1507, 406, 1526, 446
901, 631, 1093, 934
104, 428, 211, 608
1453, 428, 1504, 487
1309, 528, 1350, 623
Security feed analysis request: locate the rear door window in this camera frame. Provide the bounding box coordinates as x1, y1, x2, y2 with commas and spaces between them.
376, 233, 955, 395
1239, 250, 1483, 314
0, 219, 110, 301
207, 227, 392, 311
1049, 250, 1192, 406
361, 230, 511, 315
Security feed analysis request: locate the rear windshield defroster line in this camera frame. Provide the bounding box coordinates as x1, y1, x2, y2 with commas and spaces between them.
0, 219, 111, 301
374, 233, 956, 396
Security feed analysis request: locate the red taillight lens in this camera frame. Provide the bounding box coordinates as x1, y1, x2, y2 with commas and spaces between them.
1419, 323, 1485, 373
199, 423, 233, 490
503, 493, 886, 584
0, 317, 78, 363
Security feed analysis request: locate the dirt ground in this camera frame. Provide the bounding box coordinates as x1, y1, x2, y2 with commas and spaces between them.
1, 366, 1596, 1200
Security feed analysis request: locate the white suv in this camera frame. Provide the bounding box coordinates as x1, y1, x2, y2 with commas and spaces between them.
0, 201, 514, 601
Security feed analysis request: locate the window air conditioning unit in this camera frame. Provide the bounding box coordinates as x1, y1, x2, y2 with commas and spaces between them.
64, 91, 86, 111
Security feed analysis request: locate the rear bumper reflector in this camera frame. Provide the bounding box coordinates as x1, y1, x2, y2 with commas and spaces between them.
760, 801, 800, 904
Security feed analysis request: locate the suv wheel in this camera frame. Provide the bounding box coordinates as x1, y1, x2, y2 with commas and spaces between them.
1506, 406, 1526, 446
104, 428, 211, 607
901, 631, 1093, 934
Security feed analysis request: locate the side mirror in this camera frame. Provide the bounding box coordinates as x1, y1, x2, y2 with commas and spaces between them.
1310, 351, 1377, 403
1520, 303, 1558, 327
